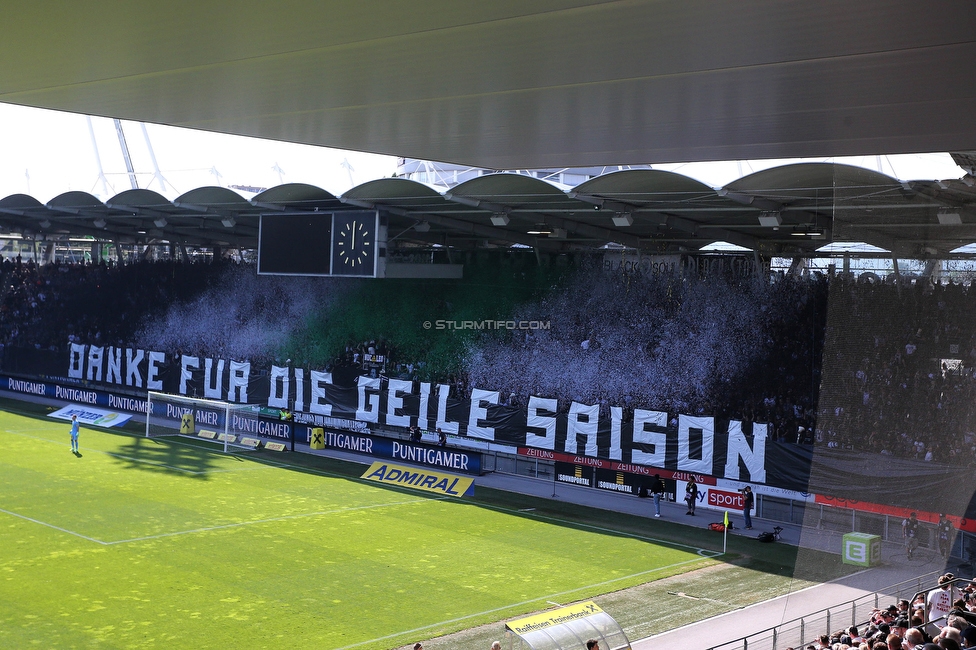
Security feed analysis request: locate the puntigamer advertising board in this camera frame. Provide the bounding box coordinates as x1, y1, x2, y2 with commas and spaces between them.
6, 343, 976, 527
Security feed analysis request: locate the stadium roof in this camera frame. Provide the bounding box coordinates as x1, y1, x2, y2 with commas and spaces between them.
4, 162, 976, 258
2, 1, 975, 170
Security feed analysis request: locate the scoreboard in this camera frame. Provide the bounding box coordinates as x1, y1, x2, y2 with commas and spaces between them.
257, 210, 383, 277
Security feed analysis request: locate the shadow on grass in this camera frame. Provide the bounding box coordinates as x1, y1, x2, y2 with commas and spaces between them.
225, 446, 853, 585
0, 396, 227, 479
0, 395, 850, 581
466, 486, 853, 584
107, 435, 232, 479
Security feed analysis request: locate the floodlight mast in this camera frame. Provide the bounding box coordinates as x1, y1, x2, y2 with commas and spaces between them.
140, 122, 171, 194
86, 116, 113, 199
114, 119, 139, 191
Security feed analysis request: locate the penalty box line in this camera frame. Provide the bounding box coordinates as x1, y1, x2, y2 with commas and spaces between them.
106, 497, 441, 545
0, 506, 109, 545
335, 554, 716, 650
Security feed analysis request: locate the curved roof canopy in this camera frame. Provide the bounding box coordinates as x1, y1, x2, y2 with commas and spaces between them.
1, 163, 973, 257
0, 1, 974, 169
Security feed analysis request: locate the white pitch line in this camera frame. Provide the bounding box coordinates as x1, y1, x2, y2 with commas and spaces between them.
0, 507, 108, 545
333, 555, 715, 650
105, 496, 439, 545
0, 496, 435, 546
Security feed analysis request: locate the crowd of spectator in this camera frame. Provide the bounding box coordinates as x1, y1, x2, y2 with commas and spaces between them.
816, 276, 976, 465
131, 260, 344, 366
0, 256, 230, 353
789, 574, 976, 649
7, 254, 976, 464
332, 339, 402, 378
465, 267, 826, 443
0, 257, 827, 443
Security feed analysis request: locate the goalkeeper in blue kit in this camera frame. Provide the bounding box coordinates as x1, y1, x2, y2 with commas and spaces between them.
70, 415, 79, 453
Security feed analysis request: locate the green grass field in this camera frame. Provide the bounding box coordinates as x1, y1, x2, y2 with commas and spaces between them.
0, 404, 848, 649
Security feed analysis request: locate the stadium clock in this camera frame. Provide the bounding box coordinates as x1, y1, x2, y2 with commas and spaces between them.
331, 212, 378, 276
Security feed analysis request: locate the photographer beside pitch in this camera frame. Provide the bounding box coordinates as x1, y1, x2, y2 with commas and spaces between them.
741, 486, 754, 529
650, 474, 665, 518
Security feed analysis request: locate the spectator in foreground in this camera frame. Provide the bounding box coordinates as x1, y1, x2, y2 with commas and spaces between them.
929, 574, 960, 625
902, 627, 925, 649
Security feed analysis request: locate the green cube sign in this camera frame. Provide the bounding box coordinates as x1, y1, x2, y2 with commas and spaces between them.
842, 532, 881, 566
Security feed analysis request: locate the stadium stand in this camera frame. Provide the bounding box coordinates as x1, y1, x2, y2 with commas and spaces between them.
0, 257, 231, 352
7, 254, 976, 648
6, 256, 976, 466
0, 257, 825, 443
818, 276, 976, 464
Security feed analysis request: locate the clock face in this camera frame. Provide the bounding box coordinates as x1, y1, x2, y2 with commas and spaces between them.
332, 213, 377, 276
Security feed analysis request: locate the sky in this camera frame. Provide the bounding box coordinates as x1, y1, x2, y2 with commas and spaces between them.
0, 103, 398, 203
0, 101, 966, 204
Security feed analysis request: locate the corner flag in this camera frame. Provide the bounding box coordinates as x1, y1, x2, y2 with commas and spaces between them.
723, 510, 730, 554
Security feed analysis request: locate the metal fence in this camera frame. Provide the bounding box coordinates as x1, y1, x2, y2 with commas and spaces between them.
490, 452, 976, 563
491, 453, 976, 563
481, 454, 976, 649
758, 495, 976, 564
704, 571, 942, 650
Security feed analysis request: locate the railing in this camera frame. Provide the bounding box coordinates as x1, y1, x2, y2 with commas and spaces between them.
704, 571, 942, 650
477, 453, 970, 649
491, 451, 976, 565
910, 575, 973, 627
757, 494, 976, 564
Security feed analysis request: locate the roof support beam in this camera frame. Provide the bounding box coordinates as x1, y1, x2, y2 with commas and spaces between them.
569, 189, 762, 249
566, 191, 635, 214
830, 224, 901, 253
339, 197, 555, 251
642, 211, 761, 251
104, 204, 172, 220
537, 214, 641, 249
717, 190, 783, 213
250, 201, 288, 211
443, 192, 512, 214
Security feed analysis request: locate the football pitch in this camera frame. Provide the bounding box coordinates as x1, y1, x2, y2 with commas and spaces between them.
0, 407, 730, 649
